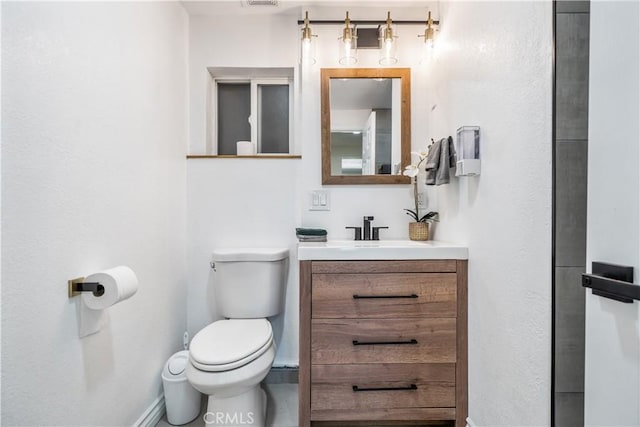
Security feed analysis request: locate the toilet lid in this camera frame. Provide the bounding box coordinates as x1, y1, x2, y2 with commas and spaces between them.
190, 319, 273, 370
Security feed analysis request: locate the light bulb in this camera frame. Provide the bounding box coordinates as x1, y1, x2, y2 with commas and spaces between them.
385, 39, 393, 51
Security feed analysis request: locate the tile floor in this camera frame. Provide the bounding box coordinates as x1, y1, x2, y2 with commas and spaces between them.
156, 383, 298, 427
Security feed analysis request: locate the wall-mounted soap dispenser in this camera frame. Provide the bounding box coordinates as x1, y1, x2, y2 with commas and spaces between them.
455, 126, 480, 176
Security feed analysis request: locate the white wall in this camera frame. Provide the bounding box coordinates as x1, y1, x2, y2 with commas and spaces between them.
585, 2, 640, 425
424, 2, 553, 426
1, 2, 188, 425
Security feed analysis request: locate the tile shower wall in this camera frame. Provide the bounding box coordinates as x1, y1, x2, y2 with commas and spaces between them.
554, 1, 590, 425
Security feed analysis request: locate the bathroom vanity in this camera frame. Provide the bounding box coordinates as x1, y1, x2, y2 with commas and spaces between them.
298, 241, 468, 427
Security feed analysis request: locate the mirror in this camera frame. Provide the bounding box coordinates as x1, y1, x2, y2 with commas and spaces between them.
321, 68, 411, 185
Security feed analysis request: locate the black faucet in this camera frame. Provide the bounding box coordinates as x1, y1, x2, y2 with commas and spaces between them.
363, 216, 374, 241
346, 216, 388, 241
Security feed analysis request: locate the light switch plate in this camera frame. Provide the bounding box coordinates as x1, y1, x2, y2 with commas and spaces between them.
309, 190, 330, 211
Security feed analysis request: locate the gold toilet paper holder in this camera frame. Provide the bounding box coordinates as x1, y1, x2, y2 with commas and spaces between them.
68, 277, 105, 298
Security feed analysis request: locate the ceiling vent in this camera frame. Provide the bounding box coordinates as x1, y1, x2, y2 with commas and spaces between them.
243, 0, 279, 6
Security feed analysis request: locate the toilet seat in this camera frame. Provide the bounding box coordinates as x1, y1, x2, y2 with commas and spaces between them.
190, 319, 273, 372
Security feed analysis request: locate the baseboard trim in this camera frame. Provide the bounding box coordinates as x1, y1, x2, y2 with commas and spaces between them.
264, 366, 298, 384
133, 394, 166, 427
466, 416, 476, 427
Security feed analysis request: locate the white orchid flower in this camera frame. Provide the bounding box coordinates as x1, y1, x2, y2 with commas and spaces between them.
403, 144, 438, 230
402, 165, 419, 177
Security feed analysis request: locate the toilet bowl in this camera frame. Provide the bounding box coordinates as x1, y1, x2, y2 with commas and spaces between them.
186, 319, 275, 426
185, 248, 288, 427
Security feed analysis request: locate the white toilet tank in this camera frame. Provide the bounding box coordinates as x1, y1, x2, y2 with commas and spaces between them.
212, 248, 289, 318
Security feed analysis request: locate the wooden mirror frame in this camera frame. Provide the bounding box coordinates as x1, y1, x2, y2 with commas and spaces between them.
321, 67, 411, 185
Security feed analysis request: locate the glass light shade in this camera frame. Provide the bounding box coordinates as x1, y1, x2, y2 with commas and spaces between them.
379, 32, 398, 65
419, 12, 437, 64
426, 37, 435, 50
419, 37, 435, 64
300, 35, 316, 65
300, 11, 316, 66
425, 25, 436, 51
379, 12, 398, 66
338, 37, 357, 65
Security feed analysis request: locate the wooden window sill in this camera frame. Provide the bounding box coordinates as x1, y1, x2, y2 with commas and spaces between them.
186, 154, 301, 159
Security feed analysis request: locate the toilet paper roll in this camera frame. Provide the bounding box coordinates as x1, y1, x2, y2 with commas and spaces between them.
237, 140, 256, 156
81, 266, 138, 310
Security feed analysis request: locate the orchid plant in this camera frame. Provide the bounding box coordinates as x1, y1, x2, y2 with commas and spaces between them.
402, 149, 439, 223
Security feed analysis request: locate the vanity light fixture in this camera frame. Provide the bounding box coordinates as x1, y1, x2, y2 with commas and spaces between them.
421, 11, 436, 48
297, 11, 441, 66
338, 11, 357, 65
300, 11, 317, 65
419, 11, 437, 63
379, 11, 398, 65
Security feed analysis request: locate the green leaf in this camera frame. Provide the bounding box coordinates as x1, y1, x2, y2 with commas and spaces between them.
403, 208, 419, 222
418, 211, 439, 222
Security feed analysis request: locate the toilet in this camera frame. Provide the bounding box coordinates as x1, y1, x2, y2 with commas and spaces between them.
186, 248, 288, 427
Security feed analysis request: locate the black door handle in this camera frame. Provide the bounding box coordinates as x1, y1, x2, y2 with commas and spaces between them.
582, 262, 638, 303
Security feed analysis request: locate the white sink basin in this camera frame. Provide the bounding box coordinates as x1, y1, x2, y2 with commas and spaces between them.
297, 239, 468, 260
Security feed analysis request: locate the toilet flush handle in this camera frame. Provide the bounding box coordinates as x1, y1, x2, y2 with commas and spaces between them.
210, 261, 216, 271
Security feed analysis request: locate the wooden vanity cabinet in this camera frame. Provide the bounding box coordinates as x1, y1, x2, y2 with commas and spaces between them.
299, 260, 468, 427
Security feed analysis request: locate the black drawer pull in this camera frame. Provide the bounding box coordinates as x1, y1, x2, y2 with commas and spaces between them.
352, 339, 418, 346
353, 294, 418, 299
352, 384, 418, 392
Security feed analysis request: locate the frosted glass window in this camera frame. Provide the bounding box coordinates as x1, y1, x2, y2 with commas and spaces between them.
213, 77, 292, 155
217, 83, 250, 155
258, 84, 289, 153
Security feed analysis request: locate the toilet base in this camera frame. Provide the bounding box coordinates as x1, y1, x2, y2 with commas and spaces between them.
203, 384, 266, 426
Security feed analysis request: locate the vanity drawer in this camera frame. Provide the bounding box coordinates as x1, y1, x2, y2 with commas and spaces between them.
311, 318, 456, 364
312, 273, 457, 318
310, 363, 456, 413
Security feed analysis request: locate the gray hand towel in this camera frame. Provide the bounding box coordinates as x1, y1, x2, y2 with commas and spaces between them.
436, 136, 456, 185
424, 139, 442, 185
425, 136, 457, 186
447, 136, 457, 167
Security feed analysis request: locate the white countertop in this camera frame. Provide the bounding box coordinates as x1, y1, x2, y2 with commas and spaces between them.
297, 239, 468, 261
